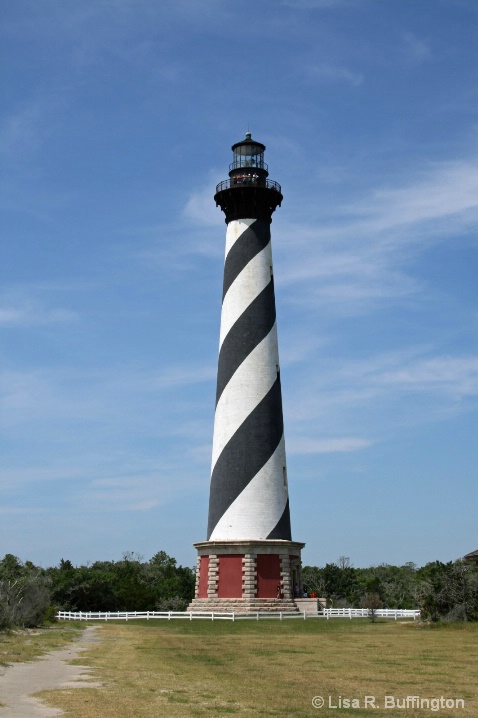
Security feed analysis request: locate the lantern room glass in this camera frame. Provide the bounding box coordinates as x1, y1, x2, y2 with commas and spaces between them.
230, 141, 267, 172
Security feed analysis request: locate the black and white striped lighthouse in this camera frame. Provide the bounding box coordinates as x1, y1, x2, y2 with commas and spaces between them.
189, 133, 304, 612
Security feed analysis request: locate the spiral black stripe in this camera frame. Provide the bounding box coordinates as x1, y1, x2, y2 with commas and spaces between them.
266, 499, 292, 540
215, 279, 276, 405
207, 376, 284, 540
222, 220, 271, 300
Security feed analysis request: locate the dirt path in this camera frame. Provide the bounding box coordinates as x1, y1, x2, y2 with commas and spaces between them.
0, 625, 103, 717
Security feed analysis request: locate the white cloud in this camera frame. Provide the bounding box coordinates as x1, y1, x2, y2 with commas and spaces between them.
335, 350, 478, 401
0, 466, 85, 491
305, 63, 363, 87
0, 303, 78, 327
0, 102, 43, 160
281, 0, 347, 7
0, 93, 68, 171
288, 436, 373, 455
0, 507, 47, 515
284, 348, 478, 440
183, 181, 223, 227
358, 160, 478, 231
273, 156, 478, 316
152, 364, 216, 390
377, 355, 478, 399
0, 361, 217, 434
182, 157, 478, 321
81, 466, 205, 512
401, 32, 431, 64
86, 476, 166, 511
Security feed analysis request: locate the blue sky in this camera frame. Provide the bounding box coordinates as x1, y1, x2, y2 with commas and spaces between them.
1, 0, 477, 570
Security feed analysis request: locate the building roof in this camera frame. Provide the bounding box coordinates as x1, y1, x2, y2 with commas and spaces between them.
463, 549, 478, 563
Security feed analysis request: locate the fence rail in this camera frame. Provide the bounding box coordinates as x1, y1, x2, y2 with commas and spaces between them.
321, 608, 420, 620
56, 608, 420, 622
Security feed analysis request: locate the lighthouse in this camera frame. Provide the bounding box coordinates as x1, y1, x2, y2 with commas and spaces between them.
189, 133, 304, 612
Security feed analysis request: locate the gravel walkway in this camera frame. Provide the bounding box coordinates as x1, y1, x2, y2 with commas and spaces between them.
0, 626, 103, 717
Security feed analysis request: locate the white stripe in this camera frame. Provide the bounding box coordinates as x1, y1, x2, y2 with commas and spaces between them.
211, 325, 279, 471
225, 218, 255, 258
209, 437, 288, 540
219, 244, 272, 348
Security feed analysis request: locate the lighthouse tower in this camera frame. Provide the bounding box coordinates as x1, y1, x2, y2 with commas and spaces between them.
189, 133, 304, 613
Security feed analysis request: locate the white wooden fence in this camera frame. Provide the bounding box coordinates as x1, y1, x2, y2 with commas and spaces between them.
320, 608, 420, 620
56, 608, 420, 622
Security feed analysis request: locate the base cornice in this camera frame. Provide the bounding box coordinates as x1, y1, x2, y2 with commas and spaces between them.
194, 539, 305, 554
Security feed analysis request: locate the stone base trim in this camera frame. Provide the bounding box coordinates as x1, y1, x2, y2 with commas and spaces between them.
187, 597, 300, 614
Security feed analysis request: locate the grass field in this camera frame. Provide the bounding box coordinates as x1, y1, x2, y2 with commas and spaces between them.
0, 623, 82, 666
32, 619, 478, 718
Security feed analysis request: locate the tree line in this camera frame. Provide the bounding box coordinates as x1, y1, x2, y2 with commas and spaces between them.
302, 556, 478, 622
0, 550, 195, 630
1, 551, 477, 630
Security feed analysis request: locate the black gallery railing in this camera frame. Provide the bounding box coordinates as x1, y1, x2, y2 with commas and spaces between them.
216, 177, 282, 193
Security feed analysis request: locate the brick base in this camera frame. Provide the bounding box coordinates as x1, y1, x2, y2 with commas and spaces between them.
189, 539, 305, 612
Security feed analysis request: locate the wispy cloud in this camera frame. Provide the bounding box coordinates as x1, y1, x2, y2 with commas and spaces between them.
183, 178, 223, 227
0, 101, 44, 162
376, 355, 478, 400
0, 466, 86, 491
0, 361, 216, 429
86, 475, 169, 512
281, 0, 348, 7
0, 507, 48, 515
272, 156, 478, 315
401, 32, 432, 64
288, 436, 373, 455
184, 155, 478, 243
0, 369, 101, 427
77, 462, 206, 513
285, 348, 478, 437
0, 302, 78, 327
355, 160, 478, 231
173, 154, 478, 326
304, 63, 363, 87
0, 93, 68, 170
152, 364, 216, 390
0, 460, 204, 514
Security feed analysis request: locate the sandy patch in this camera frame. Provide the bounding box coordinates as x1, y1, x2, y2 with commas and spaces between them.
0, 626, 102, 717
